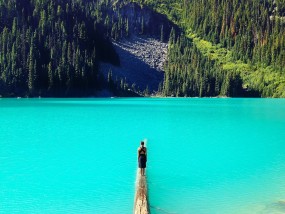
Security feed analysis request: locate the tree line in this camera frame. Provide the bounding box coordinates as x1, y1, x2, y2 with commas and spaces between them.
0, 0, 177, 97
1, 0, 285, 97
139, 0, 285, 97
0, 0, 121, 97
162, 30, 245, 97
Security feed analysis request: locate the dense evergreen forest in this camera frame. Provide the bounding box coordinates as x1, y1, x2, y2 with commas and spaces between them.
1, 0, 285, 97
163, 32, 244, 97
0, 0, 125, 97
0, 0, 176, 97
137, 0, 285, 97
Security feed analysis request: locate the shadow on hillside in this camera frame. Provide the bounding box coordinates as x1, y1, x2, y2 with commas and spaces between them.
100, 36, 165, 93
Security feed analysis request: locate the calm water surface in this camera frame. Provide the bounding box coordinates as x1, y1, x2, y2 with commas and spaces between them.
1, 98, 285, 214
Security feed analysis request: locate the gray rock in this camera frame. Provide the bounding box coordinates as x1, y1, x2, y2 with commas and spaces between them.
100, 35, 168, 93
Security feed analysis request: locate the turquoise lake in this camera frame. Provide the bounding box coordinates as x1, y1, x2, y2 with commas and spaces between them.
1, 98, 285, 214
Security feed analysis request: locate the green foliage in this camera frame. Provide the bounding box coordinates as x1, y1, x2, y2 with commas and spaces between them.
1, 0, 285, 97
0, 0, 119, 97
134, 0, 285, 97
163, 35, 244, 97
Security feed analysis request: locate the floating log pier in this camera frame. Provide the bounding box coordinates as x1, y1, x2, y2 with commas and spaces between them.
134, 169, 149, 214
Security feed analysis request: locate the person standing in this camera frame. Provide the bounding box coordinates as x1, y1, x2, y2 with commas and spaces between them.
138, 141, 147, 176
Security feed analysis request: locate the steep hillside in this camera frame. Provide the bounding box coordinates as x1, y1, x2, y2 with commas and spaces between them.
135, 0, 285, 97
0, 0, 120, 97
1, 0, 284, 97
98, 1, 179, 95
0, 0, 178, 97
101, 36, 166, 94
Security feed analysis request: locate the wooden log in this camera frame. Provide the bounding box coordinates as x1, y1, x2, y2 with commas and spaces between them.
134, 169, 149, 214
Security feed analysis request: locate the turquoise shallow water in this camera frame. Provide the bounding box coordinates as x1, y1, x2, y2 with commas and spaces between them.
1, 98, 285, 214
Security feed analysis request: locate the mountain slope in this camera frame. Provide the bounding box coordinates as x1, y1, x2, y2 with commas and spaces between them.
134, 0, 285, 97
0, 0, 177, 97
1, 0, 285, 97
98, 1, 179, 95
100, 36, 166, 94
0, 0, 122, 97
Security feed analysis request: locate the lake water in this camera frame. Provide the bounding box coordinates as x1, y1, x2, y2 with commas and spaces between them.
1, 98, 285, 214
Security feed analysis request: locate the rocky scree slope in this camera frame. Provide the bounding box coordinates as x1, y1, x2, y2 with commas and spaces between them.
100, 2, 179, 95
